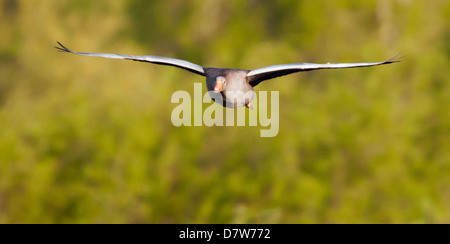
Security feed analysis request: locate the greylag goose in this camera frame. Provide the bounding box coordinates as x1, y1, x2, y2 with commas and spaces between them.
55, 42, 401, 109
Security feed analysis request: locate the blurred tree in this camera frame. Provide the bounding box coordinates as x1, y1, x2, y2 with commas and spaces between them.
0, 0, 449, 223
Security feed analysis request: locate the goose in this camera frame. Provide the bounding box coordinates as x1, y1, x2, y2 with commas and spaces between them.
55, 42, 401, 109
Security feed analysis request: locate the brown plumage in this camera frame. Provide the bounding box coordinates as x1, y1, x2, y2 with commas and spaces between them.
56, 42, 402, 108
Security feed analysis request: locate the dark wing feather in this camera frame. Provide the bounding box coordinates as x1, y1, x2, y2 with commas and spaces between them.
55, 42, 205, 76
247, 56, 402, 87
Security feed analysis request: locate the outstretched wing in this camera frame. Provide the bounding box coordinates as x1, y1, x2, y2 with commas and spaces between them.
55, 42, 205, 76
247, 56, 402, 87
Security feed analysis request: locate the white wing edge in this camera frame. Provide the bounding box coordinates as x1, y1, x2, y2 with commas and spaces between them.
56, 42, 205, 75
247, 57, 402, 77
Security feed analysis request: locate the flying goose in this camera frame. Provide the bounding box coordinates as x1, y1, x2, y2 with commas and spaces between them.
55, 42, 401, 109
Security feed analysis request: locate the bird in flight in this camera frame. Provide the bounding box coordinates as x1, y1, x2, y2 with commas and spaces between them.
55, 42, 401, 109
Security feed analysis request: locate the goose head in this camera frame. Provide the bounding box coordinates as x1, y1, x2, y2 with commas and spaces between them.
213, 76, 227, 93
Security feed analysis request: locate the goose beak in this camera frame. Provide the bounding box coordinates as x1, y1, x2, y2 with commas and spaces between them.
213, 81, 223, 93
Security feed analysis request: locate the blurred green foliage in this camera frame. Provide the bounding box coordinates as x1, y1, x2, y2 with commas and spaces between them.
0, 0, 449, 223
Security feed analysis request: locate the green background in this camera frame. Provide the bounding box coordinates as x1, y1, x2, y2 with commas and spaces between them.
0, 0, 449, 223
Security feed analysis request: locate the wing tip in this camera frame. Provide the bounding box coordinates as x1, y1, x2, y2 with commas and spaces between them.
385, 54, 405, 64
55, 41, 73, 53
